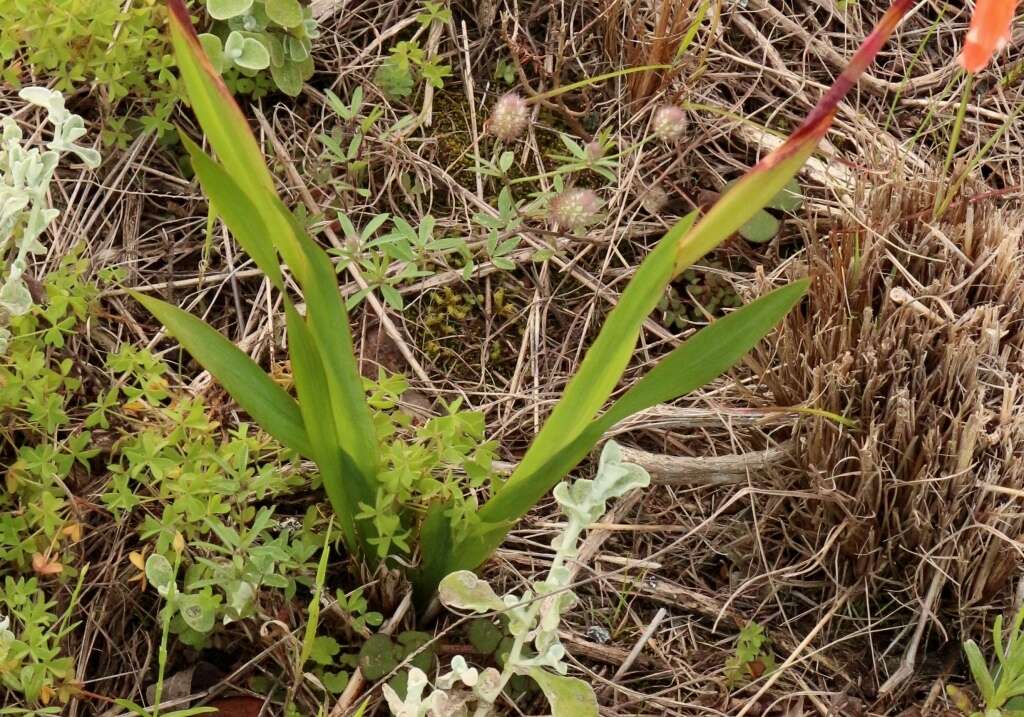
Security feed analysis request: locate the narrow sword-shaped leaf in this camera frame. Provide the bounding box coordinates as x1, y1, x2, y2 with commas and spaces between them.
131, 291, 312, 458
186, 134, 379, 485
180, 135, 284, 291
164, 0, 380, 490
166, 0, 275, 198
285, 302, 365, 551
508, 212, 697, 486
673, 0, 916, 275
594, 279, 809, 428
418, 0, 918, 596
418, 280, 809, 592
282, 208, 380, 483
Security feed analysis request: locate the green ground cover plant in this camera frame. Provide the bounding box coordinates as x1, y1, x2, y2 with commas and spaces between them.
0, 0, 322, 146
0, 0, 180, 142
4, 0, 1019, 713
0, 254, 320, 705
374, 3, 453, 100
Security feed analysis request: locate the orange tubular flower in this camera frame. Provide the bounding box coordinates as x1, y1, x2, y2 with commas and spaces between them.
960, 0, 1021, 72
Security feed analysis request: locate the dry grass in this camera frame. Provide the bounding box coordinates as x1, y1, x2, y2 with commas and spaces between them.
6, 0, 1024, 715
757, 182, 1024, 707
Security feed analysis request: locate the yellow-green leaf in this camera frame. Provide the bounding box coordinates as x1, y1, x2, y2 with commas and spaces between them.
508, 211, 697, 488
167, 0, 274, 198
181, 135, 284, 290
285, 303, 367, 551
131, 291, 312, 458
422, 280, 809, 591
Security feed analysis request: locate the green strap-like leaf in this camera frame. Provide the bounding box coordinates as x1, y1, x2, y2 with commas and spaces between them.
167, 0, 380, 488
283, 208, 380, 482
674, 145, 815, 274
182, 136, 284, 290
131, 291, 312, 458
167, 0, 275, 198
285, 303, 367, 551
597, 278, 809, 427
508, 212, 697, 487
422, 279, 808, 589
964, 640, 997, 703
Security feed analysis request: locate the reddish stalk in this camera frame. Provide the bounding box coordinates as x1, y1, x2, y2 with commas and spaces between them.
757, 0, 916, 172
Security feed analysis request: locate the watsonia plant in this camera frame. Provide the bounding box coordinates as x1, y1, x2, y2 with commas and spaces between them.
416, 0, 917, 602
141, 0, 910, 607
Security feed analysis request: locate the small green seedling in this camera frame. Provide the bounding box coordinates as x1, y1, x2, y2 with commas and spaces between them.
725, 621, 776, 687
953, 607, 1024, 716
374, 40, 452, 100
658, 262, 743, 329
494, 58, 517, 85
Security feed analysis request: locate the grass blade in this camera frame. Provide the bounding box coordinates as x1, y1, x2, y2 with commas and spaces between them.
298, 524, 332, 667
131, 291, 312, 458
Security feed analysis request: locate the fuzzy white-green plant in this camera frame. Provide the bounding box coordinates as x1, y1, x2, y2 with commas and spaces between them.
384, 441, 651, 717
0, 88, 100, 352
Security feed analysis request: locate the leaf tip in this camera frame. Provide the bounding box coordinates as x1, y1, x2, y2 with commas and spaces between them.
166, 0, 195, 41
